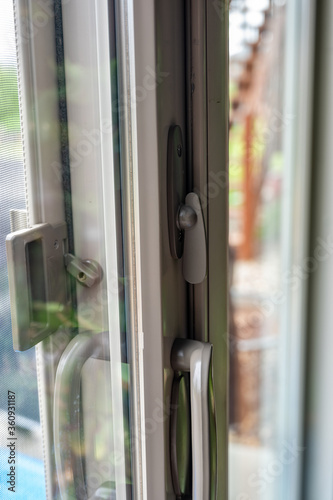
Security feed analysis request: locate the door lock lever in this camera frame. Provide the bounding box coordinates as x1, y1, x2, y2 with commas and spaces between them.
64, 253, 102, 288
181, 192, 206, 284
167, 125, 207, 284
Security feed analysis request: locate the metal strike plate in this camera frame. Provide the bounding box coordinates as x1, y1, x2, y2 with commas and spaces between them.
6, 222, 68, 351
167, 125, 186, 259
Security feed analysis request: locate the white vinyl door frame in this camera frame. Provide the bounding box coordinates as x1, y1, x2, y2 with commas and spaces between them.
190, 1, 229, 498
131, 0, 230, 498
278, 0, 316, 499
303, 0, 333, 498
14, 1, 66, 497
129, 0, 167, 497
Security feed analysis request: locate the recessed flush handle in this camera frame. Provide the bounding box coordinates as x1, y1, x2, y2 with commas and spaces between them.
6, 222, 68, 351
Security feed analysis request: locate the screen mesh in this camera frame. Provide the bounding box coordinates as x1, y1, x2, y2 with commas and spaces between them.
0, 2, 45, 497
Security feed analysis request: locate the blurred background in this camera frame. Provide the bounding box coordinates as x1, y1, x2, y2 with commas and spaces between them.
228, 1, 290, 497
228, 0, 333, 499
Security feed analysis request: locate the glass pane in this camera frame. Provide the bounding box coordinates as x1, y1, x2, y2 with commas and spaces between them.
56, 1, 134, 497
1, 1, 139, 498
0, 2, 46, 498
229, 0, 303, 499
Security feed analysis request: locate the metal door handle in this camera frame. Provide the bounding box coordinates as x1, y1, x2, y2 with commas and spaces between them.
53, 332, 110, 500
171, 339, 212, 499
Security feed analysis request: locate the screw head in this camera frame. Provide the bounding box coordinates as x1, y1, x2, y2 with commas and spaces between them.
54, 240, 59, 250
177, 204, 197, 230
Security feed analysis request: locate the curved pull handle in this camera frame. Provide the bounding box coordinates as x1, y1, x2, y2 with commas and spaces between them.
53, 332, 110, 500
171, 339, 212, 500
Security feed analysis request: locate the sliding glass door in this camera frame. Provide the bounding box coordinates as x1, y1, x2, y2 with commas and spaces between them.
1, 1, 229, 499
3, 1, 143, 498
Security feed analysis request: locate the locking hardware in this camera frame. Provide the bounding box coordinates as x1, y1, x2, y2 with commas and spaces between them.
6, 222, 103, 351
167, 125, 207, 284
64, 253, 102, 288
177, 204, 197, 230
181, 193, 207, 284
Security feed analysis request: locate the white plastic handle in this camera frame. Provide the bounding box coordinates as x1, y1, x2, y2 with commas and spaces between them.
171, 338, 212, 499
53, 332, 110, 500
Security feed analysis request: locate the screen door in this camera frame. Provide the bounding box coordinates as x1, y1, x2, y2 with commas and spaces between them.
0, 2, 46, 498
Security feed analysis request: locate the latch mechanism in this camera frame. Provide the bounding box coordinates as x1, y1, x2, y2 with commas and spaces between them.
167, 125, 207, 284
6, 221, 102, 351
64, 253, 102, 288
